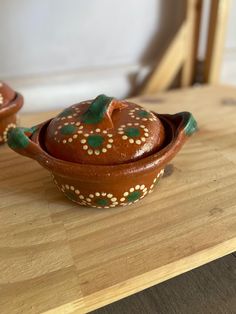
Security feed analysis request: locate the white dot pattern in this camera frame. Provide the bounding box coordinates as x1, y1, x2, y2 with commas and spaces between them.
128, 107, 158, 122
118, 123, 149, 144
53, 168, 164, 208
2, 123, 16, 143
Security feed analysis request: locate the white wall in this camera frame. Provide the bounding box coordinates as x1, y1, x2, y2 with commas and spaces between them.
221, 0, 236, 85
224, 0, 236, 49
0, 0, 184, 111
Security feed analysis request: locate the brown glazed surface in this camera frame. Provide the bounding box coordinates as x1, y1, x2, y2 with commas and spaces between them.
0, 81, 23, 144
45, 97, 165, 165
7, 95, 197, 208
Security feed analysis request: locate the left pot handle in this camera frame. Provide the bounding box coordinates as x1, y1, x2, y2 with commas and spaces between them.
7, 125, 43, 160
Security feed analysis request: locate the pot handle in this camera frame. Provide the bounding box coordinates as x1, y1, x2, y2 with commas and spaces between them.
180, 111, 198, 136
154, 111, 197, 170
7, 124, 44, 160
159, 111, 198, 136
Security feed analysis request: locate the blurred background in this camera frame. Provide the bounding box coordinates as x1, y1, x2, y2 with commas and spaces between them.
0, 0, 235, 111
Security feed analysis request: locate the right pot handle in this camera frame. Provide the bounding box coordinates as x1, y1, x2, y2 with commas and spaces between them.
7, 125, 44, 160
153, 111, 198, 170
159, 111, 198, 136
180, 111, 198, 136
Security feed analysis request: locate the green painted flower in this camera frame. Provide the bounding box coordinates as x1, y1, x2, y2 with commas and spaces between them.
138, 110, 150, 118
124, 127, 140, 138
87, 134, 104, 148
65, 190, 76, 201
60, 124, 76, 135
127, 190, 141, 202
96, 198, 109, 206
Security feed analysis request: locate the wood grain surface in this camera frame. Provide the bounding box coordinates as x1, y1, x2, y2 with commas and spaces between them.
93, 253, 236, 314
0, 86, 236, 313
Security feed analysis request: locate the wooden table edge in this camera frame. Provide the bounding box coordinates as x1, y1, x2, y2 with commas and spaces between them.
43, 237, 236, 314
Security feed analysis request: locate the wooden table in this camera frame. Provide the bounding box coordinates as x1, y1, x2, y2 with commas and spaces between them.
0, 86, 236, 314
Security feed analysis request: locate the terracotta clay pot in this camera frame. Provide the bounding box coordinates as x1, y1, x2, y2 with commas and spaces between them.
7, 95, 197, 208
0, 81, 23, 144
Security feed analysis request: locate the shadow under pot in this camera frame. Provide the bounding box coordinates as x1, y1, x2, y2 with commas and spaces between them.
7, 95, 197, 208
0, 81, 23, 144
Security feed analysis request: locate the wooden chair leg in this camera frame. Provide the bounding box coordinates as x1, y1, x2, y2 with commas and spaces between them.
181, 0, 203, 87
140, 23, 187, 95
140, 0, 230, 95
204, 0, 231, 84
140, 0, 203, 95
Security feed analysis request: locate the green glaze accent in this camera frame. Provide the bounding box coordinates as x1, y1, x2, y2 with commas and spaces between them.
127, 191, 141, 202
21, 126, 37, 134
81, 94, 114, 124
65, 190, 76, 201
96, 198, 109, 206
58, 108, 74, 117
184, 113, 198, 136
138, 110, 150, 118
60, 125, 76, 135
125, 127, 140, 138
87, 134, 104, 148
7, 125, 37, 136
7, 128, 30, 149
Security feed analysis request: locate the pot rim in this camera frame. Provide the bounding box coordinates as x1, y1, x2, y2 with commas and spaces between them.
0, 92, 23, 120
29, 111, 192, 181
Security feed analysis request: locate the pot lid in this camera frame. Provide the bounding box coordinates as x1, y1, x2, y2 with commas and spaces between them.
44, 95, 165, 165
0, 81, 16, 107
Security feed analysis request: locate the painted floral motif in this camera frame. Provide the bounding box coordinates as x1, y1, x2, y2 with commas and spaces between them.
119, 185, 148, 205
53, 118, 114, 154
55, 172, 165, 208
128, 107, 157, 122
56, 182, 120, 208
80, 130, 113, 155
54, 121, 82, 143
2, 123, 16, 142
118, 122, 149, 145
84, 192, 119, 208
53, 170, 164, 208
52, 180, 85, 206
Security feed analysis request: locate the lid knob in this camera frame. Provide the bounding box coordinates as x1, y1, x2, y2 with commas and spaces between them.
81, 94, 127, 128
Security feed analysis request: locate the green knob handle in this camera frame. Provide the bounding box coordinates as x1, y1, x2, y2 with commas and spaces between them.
81, 94, 113, 124
81, 94, 127, 126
